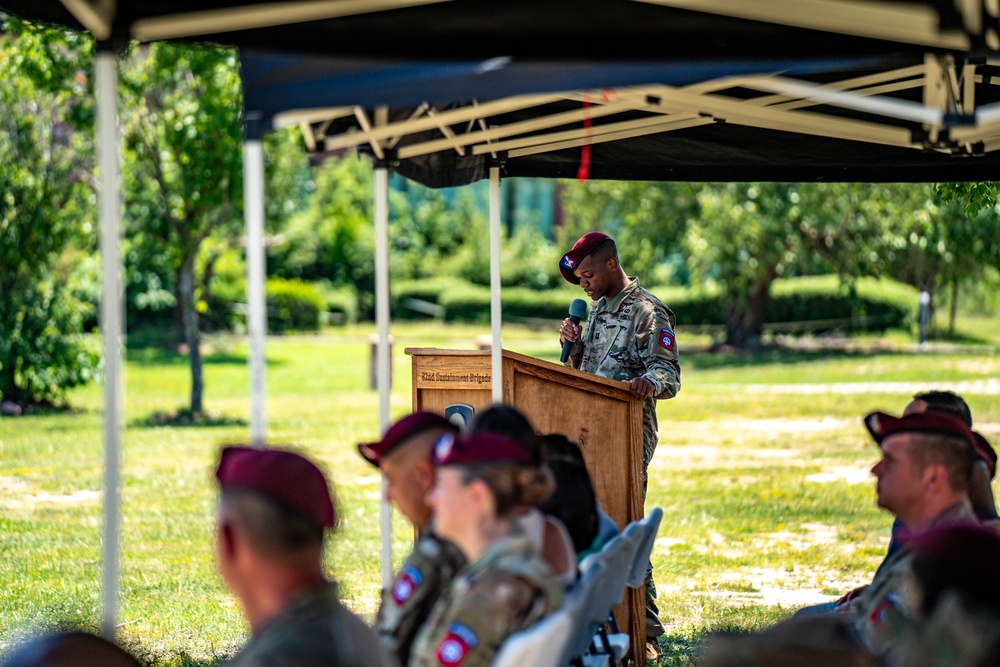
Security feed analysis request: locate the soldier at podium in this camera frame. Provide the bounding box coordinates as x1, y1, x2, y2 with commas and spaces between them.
557, 231, 681, 659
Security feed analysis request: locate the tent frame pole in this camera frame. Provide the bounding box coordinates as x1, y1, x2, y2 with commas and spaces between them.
489, 166, 502, 404
244, 138, 268, 447
97, 47, 122, 642
374, 161, 393, 587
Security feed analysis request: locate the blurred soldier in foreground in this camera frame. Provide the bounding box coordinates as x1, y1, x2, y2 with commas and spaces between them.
3, 631, 140, 667
409, 432, 563, 667
214, 446, 391, 667
358, 412, 465, 664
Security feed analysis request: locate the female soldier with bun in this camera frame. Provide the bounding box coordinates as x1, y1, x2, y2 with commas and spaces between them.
408, 432, 564, 667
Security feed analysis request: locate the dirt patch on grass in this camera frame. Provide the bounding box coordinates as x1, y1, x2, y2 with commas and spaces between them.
805, 467, 872, 485
1, 489, 100, 509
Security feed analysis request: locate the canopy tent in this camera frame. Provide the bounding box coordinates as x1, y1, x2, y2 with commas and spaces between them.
245, 53, 1000, 186
5, 0, 1000, 642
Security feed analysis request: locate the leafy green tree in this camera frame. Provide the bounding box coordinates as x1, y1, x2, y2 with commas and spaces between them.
0, 20, 99, 407
120, 42, 245, 415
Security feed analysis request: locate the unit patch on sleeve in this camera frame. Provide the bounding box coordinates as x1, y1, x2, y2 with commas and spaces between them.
658, 328, 676, 351
391, 565, 424, 606
435, 622, 479, 666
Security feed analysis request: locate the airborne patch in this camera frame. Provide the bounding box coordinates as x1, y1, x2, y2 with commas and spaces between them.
658, 328, 676, 351
391, 565, 423, 606
436, 623, 479, 666
560, 254, 577, 270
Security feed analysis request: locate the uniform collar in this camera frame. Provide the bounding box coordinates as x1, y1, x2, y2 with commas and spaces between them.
594, 277, 639, 314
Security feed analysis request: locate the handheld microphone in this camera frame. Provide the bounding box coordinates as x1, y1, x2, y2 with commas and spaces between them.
560, 298, 588, 363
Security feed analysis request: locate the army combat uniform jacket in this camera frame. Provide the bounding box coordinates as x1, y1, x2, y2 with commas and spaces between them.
848, 499, 976, 658
564, 278, 681, 467
377, 532, 467, 665
408, 531, 563, 667
226, 582, 394, 667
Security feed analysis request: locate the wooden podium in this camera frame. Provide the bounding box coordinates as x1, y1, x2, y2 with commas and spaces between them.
406, 347, 648, 666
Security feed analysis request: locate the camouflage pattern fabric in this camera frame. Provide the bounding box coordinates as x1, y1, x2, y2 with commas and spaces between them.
565, 278, 681, 470
846, 499, 976, 658
564, 277, 680, 618
376, 532, 467, 665
409, 531, 563, 667
225, 582, 395, 667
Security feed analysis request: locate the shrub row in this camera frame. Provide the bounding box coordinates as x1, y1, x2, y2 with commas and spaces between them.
390, 275, 918, 331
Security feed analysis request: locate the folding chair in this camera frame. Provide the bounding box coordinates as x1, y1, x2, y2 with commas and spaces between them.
579, 528, 640, 665
563, 559, 612, 667
493, 605, 574, 667
626, 507, 663, 589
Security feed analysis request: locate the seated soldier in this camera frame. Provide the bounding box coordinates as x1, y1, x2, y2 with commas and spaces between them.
409, 432, 564, 667
357, 412, 466, 665
466, 405, 578, 585
797, 390, 996, 616
214, 446, 391, 667
843, 410, 983, 658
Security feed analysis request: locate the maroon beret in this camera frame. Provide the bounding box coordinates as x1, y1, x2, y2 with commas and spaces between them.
559, 231, 611, 284
864, 411, 993, 474
433, 432, 534, 467
358, 412, 458, 467
216, 446, 336, 528
909, 522, 1000, 575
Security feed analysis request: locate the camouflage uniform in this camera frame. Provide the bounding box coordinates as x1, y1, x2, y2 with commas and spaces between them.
376, 532, 467, 665
409, 530, 563, 667
564, 277, 680, 623
565, 277, 681, 470
846, 499, 976, 659
226, 582, 393, 667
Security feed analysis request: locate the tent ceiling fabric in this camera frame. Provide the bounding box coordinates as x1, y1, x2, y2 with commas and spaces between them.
278, 55, 1000, 185
0, 0, 986, 57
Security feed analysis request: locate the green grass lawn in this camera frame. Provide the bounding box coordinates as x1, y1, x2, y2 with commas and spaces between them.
1, 322, 997, 665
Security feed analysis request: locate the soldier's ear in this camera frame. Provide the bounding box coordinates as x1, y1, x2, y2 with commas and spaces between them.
414, 458, 435, 492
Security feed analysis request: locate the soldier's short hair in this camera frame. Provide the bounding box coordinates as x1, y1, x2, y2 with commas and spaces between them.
588, 238, 618, 264
913, 391, 973, 427
221, 488, 324, 556
906, 432, 975, 493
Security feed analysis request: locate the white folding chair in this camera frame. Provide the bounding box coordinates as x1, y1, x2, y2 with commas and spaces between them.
562, 559, 611, 667
626, 507, 663, 589
579, 529, 640, 664
493, 606, 574, 667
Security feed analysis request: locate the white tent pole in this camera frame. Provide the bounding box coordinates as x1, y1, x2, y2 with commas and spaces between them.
375, 163, 393, 587
96, 48, 122, 642
244, 138, 268, 447
489, 167, 502, 403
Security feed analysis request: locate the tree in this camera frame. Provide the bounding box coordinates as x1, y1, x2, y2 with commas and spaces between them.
0, 20, 99, 407
119, 42, 245, 415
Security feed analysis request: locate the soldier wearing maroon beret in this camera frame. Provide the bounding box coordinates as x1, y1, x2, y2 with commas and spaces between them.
214, 446, 394, 667
844, 411, 986, 658
557, 231, 680, 657
409, 433, 563, 667
358, 412, 466, 665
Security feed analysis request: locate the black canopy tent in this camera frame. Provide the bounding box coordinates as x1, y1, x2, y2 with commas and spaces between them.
4, 0, 1000, 641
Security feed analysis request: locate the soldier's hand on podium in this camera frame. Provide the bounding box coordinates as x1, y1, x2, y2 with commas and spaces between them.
625, 377, 654, 399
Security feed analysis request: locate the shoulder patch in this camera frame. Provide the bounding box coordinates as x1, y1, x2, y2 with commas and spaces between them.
658, 328, 676, 351
391, 565, 424, 606
436, 623, 479, 666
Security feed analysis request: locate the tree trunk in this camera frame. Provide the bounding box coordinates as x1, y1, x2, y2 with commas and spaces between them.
724, 281, 771, 348
948, 276, 959, 337
178, 255, 204, 415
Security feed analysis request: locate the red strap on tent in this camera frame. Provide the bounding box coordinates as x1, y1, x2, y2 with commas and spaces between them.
577, 94, 592, 182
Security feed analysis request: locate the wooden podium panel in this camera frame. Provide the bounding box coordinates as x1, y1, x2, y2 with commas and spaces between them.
406, 348, 648, 666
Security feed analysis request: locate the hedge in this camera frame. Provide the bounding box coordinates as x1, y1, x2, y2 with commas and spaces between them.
390, 275, 917, 332
265, 278, 325, 333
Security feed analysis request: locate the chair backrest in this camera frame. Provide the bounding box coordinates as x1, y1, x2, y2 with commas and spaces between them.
561, 558, 610, 664
493, 606, 574, 667
626, 507, 663, 588
591, 529, 640, 620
